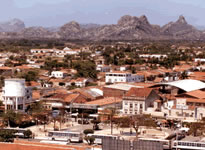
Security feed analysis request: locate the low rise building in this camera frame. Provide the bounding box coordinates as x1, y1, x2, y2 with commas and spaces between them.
122, 87, 160, 115
50, 71, 68, 79
105, 71, 144, 83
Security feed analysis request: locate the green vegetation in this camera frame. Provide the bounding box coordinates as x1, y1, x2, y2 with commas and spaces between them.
0, 129, 16, 142
19, 70, 39, 82
83, 129, 94, 135
23, 129, 32, 138
84, 129, 95, 145
3, 110, 23, 127
186, 118, 205, 136
73, 60, 98, 79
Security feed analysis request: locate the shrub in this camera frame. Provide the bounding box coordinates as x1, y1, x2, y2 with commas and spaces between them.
23, 129, 32, 138
83, 129, 94, 135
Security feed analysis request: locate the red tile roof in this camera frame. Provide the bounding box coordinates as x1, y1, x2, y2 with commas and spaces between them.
176, 90, 205, 99
32, 91, 41, 100
125, 87, 153, 97
49, 93, 79, 103
0, 66, 12, 70
85, 97, 122, 106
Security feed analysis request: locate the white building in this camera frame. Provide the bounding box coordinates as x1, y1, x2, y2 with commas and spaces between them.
67, 78, 93, 87
63, 47, 80, 55
50, 71, 68, 79
194, 58, 205, 63
139, 54, 168, 59
2, 79, 32, 112
105, 71, 144, 83
96, 65, 111, 72
30, 49, 54, 54
30, 48, 80, 57
122, 88, 160, 115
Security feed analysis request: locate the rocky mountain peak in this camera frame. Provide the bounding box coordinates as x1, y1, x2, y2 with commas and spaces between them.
176, 15, 187, 24
0, 15, 203, 40
117, 15, 139, 26
139, 15, 149, 24
0, 18, 25, 32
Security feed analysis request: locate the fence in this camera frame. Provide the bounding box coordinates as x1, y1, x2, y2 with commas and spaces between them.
102, 138, 163, 150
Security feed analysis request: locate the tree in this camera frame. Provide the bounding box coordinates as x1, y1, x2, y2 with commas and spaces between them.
84, 136, 95, 145
0, 129, 16, 142
73, 60, 98, 79
23, 129, 32, 138
91, 119, 101, 130
28, 101, 50, 131
84, 129, 95, 145
130, 114, 157, 139
83, 129, 94, 135
19, 70, 39, 82
77, 113, 89, 124
3, 110, 23, 127
101, 108, 117, 135
187, 118, 205, 136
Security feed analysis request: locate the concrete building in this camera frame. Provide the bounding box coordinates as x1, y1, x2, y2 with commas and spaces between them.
96, 65, 111, 72
50, 71, 68, 79
2, 79, 32, 112
105, 71, 144, 83
122, 88, 160, 115
195, 58, 205, 63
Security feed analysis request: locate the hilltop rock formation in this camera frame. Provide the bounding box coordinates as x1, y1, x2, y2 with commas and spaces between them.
0, 19, 25, 32
161, 15, 202, 39
0, 15, 204, 40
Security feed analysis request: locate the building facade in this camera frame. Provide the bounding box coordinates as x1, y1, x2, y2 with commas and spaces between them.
50, 71, 68, 79
105, 72, 144, 83
122, 88, 160, 115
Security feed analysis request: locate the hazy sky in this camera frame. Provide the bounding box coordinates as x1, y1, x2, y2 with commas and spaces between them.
1, 0, 205, 27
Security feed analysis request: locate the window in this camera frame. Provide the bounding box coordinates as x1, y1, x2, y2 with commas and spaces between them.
140, 104, 143, 109
124, 102, 128, 105
130, 103, 133, 108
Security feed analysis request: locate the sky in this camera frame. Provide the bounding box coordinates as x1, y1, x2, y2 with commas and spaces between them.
1, 0, 205, 27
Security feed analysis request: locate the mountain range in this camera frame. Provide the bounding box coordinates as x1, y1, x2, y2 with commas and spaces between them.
0, 15, 204, 41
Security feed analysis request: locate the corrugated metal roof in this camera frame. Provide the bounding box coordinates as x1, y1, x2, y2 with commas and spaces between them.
104, 84, 143, 91
155, 79, 205, 92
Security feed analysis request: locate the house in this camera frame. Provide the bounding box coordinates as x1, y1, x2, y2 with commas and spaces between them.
63, 47, 80, 55
119, 66, 129, 71
194, 58, 205, 63
105, 71, 144, 83
122, 87, 160, 115
96, 65, 111, 72
42, 93, 86, 110
30, 49, 54, 54
50, 71, 68, 79
71, 87, 103, 101
95, 57, 105, 65
68, 78, 93, 87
